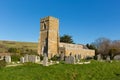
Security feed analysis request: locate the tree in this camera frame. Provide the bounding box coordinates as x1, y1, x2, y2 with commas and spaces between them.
86, 44, 96, 50
60, 34, 74, 44
8, 48, 17, 53
109, 40, 120, 59
92, 37, 111, 55
91, 37, 120, 59
86, 44, 98, 55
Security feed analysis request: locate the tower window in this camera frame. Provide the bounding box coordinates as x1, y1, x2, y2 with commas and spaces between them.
43, 23, 47, 29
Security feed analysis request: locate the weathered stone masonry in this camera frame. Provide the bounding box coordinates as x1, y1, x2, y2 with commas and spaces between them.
38, 16, 95, 59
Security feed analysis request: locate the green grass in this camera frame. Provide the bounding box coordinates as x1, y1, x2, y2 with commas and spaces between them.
0, 61, 120, 80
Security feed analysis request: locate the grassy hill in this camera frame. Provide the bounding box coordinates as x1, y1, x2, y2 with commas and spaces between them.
0, 40, 38, 53
0, 61, 120, 80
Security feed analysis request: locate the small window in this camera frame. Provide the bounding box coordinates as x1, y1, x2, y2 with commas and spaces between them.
43, 23, 47, 29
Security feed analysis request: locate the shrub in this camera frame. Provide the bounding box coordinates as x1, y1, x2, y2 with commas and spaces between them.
40, 54, 43, 60
11, 55, 21, 61
85, 56, 93, 60
0, 60, 6, 68
51, 55, 60, 61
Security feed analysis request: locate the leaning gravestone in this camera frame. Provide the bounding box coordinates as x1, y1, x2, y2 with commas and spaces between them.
43, 54, 48, 66
5, 56, 11, 63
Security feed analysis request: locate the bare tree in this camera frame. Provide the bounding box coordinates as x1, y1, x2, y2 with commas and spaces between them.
109, 40, 120, 59
92, 37, 120, 59
92, 37, 111, 55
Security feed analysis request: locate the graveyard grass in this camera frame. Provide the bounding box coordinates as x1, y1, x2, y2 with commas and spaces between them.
0, 61, 120, 80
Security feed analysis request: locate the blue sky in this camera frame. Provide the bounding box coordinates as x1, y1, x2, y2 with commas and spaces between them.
0, 0, 120, 44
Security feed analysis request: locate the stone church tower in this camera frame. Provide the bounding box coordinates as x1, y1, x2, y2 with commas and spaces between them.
38, 16, 59, 58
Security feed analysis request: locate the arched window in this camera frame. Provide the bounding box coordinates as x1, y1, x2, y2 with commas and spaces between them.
43, 23, 47, 29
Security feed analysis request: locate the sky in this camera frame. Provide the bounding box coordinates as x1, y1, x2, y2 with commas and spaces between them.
0, 0, 120, 44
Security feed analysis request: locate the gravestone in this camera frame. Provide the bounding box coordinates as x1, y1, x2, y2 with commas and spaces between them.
69, 55, 75, 64
75, 54, 79, 61
97, 54, 102, 61
65, 54, 76, 64
28, 55, 34, 63
43, 54, 48, 66
60, 53, 64, 61
106, 56, 111, 62
33, 55, 37, 63
23, 55, 40, 63
24, 54, 29, 62
65, 56, 70, 64
20, 57, 24, 63
29, 55, 38, 63
78, 54, 81, 60
5, 56, 11, 63
114, 55, 120, 60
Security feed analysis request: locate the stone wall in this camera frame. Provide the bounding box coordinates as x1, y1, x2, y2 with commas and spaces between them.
59, 42, 95, 59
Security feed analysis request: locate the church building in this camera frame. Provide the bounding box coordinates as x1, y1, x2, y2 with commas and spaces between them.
38, 16, 95, 59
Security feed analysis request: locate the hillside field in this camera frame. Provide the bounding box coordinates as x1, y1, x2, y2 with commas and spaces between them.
0, 40, 38, 53
0, 61, 120, 80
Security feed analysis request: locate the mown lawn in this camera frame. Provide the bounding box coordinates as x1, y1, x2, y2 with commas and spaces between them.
0, 61, 120, 80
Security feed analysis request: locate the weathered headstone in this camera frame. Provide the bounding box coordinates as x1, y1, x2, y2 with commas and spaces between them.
30, 55, 38, 63
106, 56, 111, 62
78, 54, 81, 60
20, 57, 25, 63
65, 54, 76, 64
43, 54, 48, 66
28, 55, 33, 62
60, 53, 64, 61
65, 56, 70, 64
33, 55, 37, 63
97, 54, 102, 61
5, 56, 11, 63
114, 55, 120, 60
69, 55, 75, 64
23, 55, 40, 63
24, 54, 29, 62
